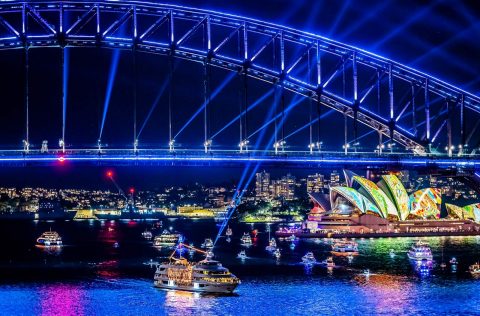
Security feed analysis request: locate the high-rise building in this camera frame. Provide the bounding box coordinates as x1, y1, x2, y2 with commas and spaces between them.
255, 171, 271, 200
278, 173, 296, 200
307, 173, 325, 193
330, 170, 340, 187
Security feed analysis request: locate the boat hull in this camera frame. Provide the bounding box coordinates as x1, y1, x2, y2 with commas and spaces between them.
154, 281, 238, 294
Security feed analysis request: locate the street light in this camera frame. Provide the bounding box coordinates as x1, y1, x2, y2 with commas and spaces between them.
169, 139, 175, 152
204, 139, 212, 153
133, 138, 139, 153
239, 139, 249, 152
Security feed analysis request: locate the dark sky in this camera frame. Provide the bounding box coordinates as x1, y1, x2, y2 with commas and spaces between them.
0, 0, 478, 188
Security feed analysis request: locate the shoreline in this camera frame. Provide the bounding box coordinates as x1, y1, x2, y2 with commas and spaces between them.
275, 230, 480, 239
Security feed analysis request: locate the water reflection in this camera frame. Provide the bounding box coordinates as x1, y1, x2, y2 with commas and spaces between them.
39, 284, 85, 316
164, 290, 215, 315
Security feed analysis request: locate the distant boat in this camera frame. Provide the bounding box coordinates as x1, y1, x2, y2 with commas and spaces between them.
407, 241, 433, 261
142, 229, 153, 240
302, 252, 316, 265
226, 227, 233, 237
36, 229, 62, 247
201, 238, 214, 250
331, 239, 359, 256
237, 250, 247, 260
153, 230, 182, 247
266, 238, 277, 252
320, 256, 335, 268
389, 249, 396, 258
274, 248, 281, 259
240, 233, 252, 246
469, 262, 480, 276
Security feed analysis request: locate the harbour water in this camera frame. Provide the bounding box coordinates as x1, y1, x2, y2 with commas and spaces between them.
2, 220, 480, 315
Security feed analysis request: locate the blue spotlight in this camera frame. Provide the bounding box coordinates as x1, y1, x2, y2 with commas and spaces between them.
328, 0, 352, 37
62, 47, 69, 138
174, 72, 236, 139
284, 109, 334, 139
99, 49, 120, 141
211, 89, 274, 139
137, 79, 169, 138
248, 96, 304, 139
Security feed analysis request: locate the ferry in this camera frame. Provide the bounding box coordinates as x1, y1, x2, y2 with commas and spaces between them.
154, 244, 240, 294
240, 233, 252, 246
320, 256, 335, 268
331, 239, 359, 256
407, 241, 433, 261
154, 230, 182, 247
142, 229, 153, 240
469, 263, 480, 275
265, 238, 277, 252
202, 238, 214, 250
302, 252, 316, 265
36, 229, 62, 247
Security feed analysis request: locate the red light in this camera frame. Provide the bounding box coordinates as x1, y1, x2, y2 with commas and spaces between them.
129, 188, 135, 194
106, 171, 113, 178
58, 156, 65, 163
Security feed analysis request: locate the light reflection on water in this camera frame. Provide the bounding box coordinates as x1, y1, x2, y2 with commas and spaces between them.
1, 221, 480, 315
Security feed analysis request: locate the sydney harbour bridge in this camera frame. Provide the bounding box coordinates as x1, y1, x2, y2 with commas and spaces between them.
0, 1, 479, 171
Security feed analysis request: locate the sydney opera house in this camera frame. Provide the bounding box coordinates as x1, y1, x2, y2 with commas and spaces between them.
300, 171, 480, 237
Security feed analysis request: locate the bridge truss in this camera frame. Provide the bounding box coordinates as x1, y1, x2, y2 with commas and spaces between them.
0, 0, 479, 167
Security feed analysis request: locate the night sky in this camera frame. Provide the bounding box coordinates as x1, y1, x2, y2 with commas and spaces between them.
0, 0, 478, 188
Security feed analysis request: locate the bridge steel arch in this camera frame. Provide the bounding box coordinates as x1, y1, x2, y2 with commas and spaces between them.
0, 0, 479, 156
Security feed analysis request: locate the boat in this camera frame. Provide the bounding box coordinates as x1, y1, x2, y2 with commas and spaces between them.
274, 248, 281, 259
407, 241, 433, 261
36, 229, 63, 247
320, 256, 335, 268
265, 238, 277, 252
154, 244, 240, 294
226, 227, 233, 237
286, 234, 297, 242
389, 249, 396, 258
469, 262, 480, 275
237, 250, 247, 260
142, 229, 153, 240
201, 238, 214, 250
240, 233, 252, 246
154, 230, 182, 247
302, 252, 316, 265
331, 239, 359, 256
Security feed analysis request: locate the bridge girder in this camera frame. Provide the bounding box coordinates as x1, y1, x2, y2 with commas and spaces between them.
0, 1, 478, 155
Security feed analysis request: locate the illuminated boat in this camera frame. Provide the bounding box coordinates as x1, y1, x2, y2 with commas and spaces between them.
154, 230, 182, 247
331, 240, 359, 256
142, 229, 153, 240
407, 241, 433, 261
265, 238, 277, 252
285, 234, 297, 242
302, 252, 316, 265
225, 227, 233, 237
320, 256, 335, 268
36, 229, 62, 247
469, 263, 480, 275
240, 233, 252, 246
274, 248, 281, 259
154, 244, 240, 294
237, 250, 247, 260
201, 238, 214, 249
